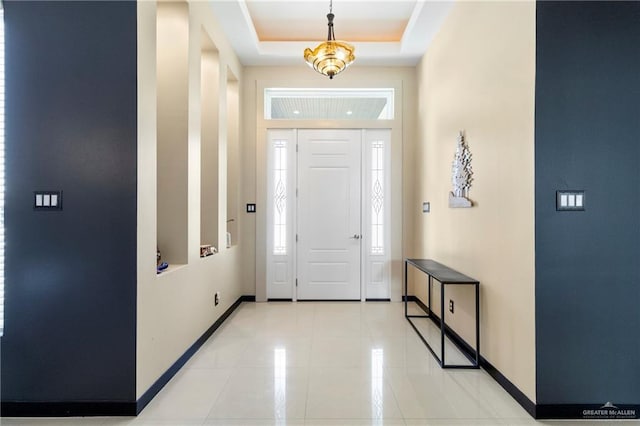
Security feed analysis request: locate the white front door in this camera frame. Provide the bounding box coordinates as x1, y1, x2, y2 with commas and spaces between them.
266, 128, 390, 301
296, 129, 362, 300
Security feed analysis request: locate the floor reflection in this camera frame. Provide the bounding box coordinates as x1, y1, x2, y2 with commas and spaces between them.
274, 347, 287, 420
371, 348, 384, 419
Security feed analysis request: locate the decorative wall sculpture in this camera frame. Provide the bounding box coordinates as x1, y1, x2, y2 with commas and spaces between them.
449, 131, 473, 208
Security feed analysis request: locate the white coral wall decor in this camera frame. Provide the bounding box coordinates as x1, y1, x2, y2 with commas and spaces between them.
449, 131, 473, 208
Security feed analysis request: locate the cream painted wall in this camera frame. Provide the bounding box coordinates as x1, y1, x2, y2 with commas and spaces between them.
412, 1, 536, 401
240, 66, 417, 302
136, 0, 245, 398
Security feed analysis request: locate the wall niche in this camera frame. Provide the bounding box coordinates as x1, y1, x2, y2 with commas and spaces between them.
156, 1, 189, 269
226, 68, 239, 248
200, 30, 220, 257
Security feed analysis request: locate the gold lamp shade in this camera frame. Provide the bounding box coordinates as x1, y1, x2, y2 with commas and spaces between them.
304, 40, 355, 80
304, 4, 355, 79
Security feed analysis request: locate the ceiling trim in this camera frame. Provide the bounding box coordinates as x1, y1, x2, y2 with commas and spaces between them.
237, 0, 260, 47
209, 0, 454, 67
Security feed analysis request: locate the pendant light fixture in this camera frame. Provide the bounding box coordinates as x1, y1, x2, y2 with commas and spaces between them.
304, 0, 355, 79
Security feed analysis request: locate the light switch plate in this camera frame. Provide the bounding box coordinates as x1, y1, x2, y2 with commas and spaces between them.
423, 202, 430, 213
34, 190, 63, 210
556, 190, 585, 211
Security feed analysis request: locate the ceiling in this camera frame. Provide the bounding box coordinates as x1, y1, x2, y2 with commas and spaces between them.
209, 0, 454, 67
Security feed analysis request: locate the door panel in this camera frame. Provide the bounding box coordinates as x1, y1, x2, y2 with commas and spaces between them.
297, 129, 361, 300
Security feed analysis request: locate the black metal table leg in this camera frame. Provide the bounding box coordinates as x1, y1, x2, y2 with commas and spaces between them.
404, 260, 408, 318
440, 282, 445, 367
475, 282, 480, 366
428, 275, 432, 315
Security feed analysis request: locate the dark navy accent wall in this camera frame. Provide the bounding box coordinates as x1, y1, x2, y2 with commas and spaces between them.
535, 1, 640, 405
2, 1, 137, 402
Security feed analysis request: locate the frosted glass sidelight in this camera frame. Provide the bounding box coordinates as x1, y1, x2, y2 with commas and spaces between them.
371, 141, 384, 255
273, 140, 287, 255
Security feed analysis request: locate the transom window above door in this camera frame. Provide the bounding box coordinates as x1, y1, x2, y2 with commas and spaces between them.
264, 88, 395, 120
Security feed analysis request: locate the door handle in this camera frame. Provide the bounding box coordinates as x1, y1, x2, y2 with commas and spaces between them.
350, 234, 361, 239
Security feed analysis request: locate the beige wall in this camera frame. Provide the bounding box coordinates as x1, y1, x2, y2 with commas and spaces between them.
136, 0, 245, 398
412, 1, 536, 401
241, 66, 417, 302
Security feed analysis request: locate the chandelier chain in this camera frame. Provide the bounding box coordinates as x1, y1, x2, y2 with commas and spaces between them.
303, 0, 355, 79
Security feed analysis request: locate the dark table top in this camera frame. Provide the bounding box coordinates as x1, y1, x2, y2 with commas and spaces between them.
406, 259, 479, 284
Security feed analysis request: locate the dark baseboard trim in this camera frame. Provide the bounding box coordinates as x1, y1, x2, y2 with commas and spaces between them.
1, 295, 253, 417
365, 298, 391, 302
136, 294, 251, 414
0, 401, 136, 417
407, 295, 536, 418
410, 294, 478, 359
482, 356, 537, 418
297, 299, 361, 302
411, 295, 429, 312
429, 312, 476, 363
268, 298, 292, 302
410, 296, 478, 366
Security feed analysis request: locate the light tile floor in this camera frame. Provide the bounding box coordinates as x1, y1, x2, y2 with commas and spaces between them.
1, 302, 625, 426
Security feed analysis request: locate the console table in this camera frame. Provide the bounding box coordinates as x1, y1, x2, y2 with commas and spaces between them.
404, 259, 480, 368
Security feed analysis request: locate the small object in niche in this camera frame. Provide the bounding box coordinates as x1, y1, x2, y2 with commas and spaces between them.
157, 247, 169, 274
449, 130, 474, 208
200, 244, 217, 257
157, 261, 169, 274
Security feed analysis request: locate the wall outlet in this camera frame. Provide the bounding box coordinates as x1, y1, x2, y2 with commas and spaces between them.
215, 292, 220, 306
449, 299, 454, 314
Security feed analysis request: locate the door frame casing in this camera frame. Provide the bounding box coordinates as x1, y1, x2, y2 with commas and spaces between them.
255, 79, 406, 303
265, 128, 391, 301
